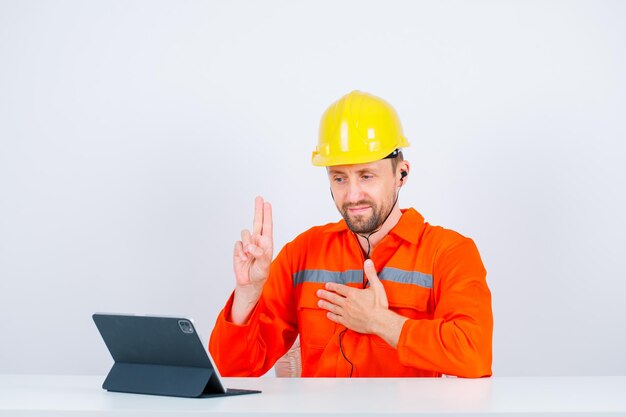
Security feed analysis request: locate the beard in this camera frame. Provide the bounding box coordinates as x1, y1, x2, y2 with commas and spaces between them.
340, 194, 395, 234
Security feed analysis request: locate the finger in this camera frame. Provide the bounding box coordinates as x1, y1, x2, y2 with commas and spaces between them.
317, 299, 340, 314
253, 196, 264, 235
234, 241, 247, 262
241, 229, 251, 246
258, 235, 273, 254
325, 282, 354, 297
245, 243, 265, 258
262, 201, 273, 239
364, 259, 382, 287
326, 311, 346, 326
364, 259, 389, 308
317, 289, 345, 306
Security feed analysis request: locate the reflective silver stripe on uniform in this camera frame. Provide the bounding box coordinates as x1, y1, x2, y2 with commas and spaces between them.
379, 267, 433, 289
292, 269, 363, 287
292, 267, 432, 289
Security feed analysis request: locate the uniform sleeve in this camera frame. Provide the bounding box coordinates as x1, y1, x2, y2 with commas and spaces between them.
396, 238, 493, 378
208, 244, 299, 376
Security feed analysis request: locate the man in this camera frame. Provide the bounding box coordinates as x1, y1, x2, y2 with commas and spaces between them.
209, 91, 493, 378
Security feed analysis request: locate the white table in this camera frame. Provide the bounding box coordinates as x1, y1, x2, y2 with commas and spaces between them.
1, 375, 625, 416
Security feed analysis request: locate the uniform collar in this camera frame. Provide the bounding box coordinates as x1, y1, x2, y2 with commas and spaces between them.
325, 207, 425, 244
389, 208, 425, 244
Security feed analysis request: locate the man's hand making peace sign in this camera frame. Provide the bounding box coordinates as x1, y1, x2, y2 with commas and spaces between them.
231, 196, 274, 324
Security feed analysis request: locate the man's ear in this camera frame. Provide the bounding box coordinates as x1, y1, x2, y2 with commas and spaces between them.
398, 161, 410, 186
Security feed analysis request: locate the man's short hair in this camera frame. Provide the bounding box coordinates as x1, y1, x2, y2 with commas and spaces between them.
390, 150, 404, 172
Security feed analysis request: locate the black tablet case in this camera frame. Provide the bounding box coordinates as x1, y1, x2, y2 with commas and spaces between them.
93, 314, 260, 398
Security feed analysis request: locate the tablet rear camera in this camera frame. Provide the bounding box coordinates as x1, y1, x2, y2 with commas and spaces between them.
178, 320, 194, 334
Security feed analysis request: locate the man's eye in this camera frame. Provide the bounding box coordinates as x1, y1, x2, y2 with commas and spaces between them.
333, 177, 345, 183
362, 175, 373, 180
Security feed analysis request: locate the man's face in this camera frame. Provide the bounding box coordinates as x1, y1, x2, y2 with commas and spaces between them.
327, 159, 398, 234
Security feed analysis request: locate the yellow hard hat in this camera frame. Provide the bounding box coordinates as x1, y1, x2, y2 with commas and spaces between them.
312, 90, 410, 167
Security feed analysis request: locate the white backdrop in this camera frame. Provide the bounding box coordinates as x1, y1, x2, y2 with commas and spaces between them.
1, 0, 625, 376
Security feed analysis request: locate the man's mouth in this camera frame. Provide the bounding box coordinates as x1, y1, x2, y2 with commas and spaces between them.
347, 206, 371, 215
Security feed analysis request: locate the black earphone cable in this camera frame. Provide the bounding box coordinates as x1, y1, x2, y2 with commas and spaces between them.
333, 166, 406, 376
338, 327, 354, 377
356, 181, 402, 261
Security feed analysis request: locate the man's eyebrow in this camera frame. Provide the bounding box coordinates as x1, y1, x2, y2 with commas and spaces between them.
327, 168, 345, 175
355, 168, 377, 175
328, 167, 379, 175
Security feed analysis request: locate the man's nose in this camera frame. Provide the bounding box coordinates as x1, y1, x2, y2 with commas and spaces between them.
346, 181, 365, 203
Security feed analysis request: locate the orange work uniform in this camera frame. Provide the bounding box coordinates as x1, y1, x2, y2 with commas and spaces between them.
209, 208, 493, 378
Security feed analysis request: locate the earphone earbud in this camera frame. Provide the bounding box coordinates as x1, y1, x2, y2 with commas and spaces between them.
400, 171, 408, 181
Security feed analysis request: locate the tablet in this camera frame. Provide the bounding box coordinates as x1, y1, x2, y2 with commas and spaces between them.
93, 313, 261, 398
